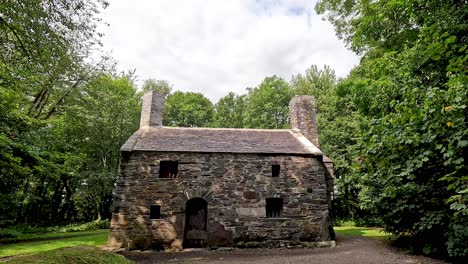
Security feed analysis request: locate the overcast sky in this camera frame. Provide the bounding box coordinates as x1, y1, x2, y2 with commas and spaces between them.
99, 0, 359, 101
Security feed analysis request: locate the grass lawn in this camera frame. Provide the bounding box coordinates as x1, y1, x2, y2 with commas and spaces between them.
0, 229, 109, 258
334, 226, 389, 239
4, 246, 132, 264
0, 230, 110, 244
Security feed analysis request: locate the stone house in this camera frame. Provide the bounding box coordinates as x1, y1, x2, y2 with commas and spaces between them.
108, 91, 335, 250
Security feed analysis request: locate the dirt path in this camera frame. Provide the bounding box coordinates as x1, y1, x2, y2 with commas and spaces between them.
121, 235, 448, 264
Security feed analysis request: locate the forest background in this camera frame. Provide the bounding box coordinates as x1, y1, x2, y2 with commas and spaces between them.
0, 0, 466, 257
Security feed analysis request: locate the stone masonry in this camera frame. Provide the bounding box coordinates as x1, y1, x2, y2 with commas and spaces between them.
108, 92, 335, 250
289, 96, 320, 147
139, 92, 164, 127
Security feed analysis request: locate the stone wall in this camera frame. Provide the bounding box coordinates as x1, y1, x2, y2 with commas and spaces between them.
289, 96, 320, 148
139, 91, 165, 127
108, 151, 333, 250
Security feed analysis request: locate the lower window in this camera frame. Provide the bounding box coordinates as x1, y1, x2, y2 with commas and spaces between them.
266, 198, 283, 218
150, 205, 161, 219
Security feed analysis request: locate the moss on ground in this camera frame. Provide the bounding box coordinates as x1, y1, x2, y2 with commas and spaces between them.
0, 230, 108, 258
334, 226, 389, 239
4, 246, 133, 264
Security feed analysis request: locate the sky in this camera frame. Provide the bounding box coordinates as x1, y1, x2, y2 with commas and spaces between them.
99, 0, 360, 101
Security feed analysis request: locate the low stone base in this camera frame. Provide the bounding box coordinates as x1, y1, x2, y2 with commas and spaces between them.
235, 240, 336, 249
106, 239, 336, 253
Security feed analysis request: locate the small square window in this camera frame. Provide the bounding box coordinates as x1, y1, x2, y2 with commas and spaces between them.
150, 205, 161, 219
272, 165, 280, 177
159, 160, 178, 178
266, 198, 283, 218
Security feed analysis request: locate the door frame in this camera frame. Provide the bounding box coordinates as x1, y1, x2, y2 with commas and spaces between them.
183, 197, 208, 248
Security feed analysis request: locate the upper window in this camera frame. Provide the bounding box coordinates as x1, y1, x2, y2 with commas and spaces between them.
150, 205, 161, 219
159, 160, 178, 178
266, 198, 283, 218
272, 165, 280, 177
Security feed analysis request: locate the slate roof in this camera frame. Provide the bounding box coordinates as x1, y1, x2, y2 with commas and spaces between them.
121, 126, 322, 155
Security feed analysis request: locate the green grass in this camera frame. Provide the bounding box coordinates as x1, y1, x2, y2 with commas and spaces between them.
3, 246, 133, 264
0, 220, 110, 243
0, 230, 109, 244
0, 230, 109, 258
334, 219, 358, 227
334, 226, 389, 239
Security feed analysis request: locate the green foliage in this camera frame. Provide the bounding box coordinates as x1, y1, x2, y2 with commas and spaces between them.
0, 0, 110, 120
291, 65, 337, 97
334, 226, 387, 238
163, 91, 214, 127
317, 0, 468, 257
1, 0, 465, 259
62, 74, 140, 222
0, 230, 108, 246
212, 76, 294, 129
14, 247, 132, 264
4, 246, 132, 264
0, 229, 22, 240
212, 92, 246, 128
0, 221, 109, 244
0, 1, 140, 226
44, 220, 110, 234
0, 230, 109, 258
141, 79, 172, 96
290, 65, 366, 220
244, 76, 293, 129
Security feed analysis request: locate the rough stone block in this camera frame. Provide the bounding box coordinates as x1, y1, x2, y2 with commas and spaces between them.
151, 221, 177, 247
207, 221, 234, 247
236, 208, 265, 217
243, 190, 257, 199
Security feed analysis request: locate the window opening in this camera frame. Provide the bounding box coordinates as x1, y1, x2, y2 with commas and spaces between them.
272, 165, 280, 177
150, 205, 161, 219
160, 160, 178, 178
266, 198, 283, 218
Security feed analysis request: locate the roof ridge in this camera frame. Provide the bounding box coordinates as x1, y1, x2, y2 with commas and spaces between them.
149, 126, 293, 132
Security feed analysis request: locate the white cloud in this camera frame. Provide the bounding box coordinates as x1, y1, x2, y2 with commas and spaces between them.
99, 0, 359, 101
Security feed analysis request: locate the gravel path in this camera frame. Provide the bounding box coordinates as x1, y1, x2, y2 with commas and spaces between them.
121, 235, 448, 264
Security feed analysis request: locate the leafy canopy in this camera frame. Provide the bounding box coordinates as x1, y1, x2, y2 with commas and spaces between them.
317, 0, 468, 257
163, 91, 214, 127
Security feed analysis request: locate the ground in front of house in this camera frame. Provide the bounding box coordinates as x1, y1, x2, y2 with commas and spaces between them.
1, 226, 449, 264
121, 233, 448, 264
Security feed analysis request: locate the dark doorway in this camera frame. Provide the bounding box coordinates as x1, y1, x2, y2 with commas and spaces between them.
183, 198, 208, 248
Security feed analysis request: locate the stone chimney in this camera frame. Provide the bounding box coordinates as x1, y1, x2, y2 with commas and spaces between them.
289, 95, 319, 147
140, 91, 165, 127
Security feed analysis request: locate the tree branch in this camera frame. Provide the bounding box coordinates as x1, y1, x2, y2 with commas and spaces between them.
0, 16, 30, 58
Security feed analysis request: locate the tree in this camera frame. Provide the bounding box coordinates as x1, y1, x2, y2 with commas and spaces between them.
0, 0, 123, 225
244, 76, 293, 129
0, 0, 109, 120
62, 74, 140, 221
317, 0, 468, 256
6, 73, 140, 225
291, 65, 337, 97
212, 92, 246, 128
141, 79, 172, 96
163, 91, 214, 127
290, 65, 366, 220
